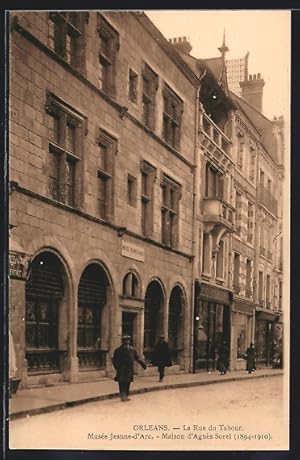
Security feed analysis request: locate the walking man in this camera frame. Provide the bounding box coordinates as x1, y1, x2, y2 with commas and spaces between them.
112, 335, 146, 401
152, 335, 172, 382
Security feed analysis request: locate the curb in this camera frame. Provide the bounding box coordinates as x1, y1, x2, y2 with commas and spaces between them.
10, 372, 283, 421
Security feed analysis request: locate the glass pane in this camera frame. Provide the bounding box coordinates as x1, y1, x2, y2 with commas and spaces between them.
26, 301, 36, 321
66, 122, 76, 153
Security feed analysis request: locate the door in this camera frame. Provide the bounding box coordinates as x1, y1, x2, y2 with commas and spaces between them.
122, 312, 136, 346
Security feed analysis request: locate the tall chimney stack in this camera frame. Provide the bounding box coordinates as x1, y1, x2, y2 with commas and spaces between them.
239, 73, 265, 113
168, 36, 192, 55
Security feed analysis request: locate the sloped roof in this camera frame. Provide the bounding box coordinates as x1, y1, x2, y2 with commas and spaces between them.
201, 57, 223, 82
230, 92, 277, 163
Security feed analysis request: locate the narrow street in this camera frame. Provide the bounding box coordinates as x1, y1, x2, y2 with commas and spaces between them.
10, 375, 288, 451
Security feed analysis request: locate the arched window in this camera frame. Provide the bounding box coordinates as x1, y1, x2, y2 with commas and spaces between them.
168, 286, 184, 364
144, 281, 164, 362
122, 272, 139, 298
77, 263, 109, 369
25, 251, 65, 373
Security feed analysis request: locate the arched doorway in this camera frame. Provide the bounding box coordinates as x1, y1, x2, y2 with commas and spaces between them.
25, 251, 65, 374
168, 285, 184, 364
77, 263, 109, 370
144, 280, 164, 363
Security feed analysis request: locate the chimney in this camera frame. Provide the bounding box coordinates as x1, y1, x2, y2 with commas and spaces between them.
239, 73, 265, 113
168, 36, 192, 55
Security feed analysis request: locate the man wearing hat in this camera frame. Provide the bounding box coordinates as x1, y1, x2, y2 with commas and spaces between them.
112, 335, 147, 401
151, 335, 172, 382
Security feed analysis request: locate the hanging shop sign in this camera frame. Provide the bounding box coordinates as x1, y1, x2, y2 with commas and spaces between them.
9, 251, 31, 280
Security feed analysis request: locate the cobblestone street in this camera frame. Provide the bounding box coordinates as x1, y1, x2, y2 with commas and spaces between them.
10, 375, 288, 451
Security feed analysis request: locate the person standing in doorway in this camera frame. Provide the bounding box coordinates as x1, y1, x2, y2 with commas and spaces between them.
152, 335, 172, 382
112, 335, 146, 402
245, 342, 256, 374
217, 340, 229, 375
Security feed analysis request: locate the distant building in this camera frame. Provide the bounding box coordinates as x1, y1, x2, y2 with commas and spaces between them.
226, 52, 249, 97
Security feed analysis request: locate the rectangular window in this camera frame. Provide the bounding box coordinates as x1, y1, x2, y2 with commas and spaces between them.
46, 92, 86, 207
233, 252, 240, 293
142, 64, 158, 129
129, 68, 138, 103
97, 14, 119, 97
141, 160, 156, 237
278, 281, 282, 311
49, 12, 85, 69
258, 271, 264, 306
162, 84, 183, 150
97, 129, 117, 221
161, 174, 181, 248
235, 190, 242, 237
245, 259, 252, 297
205, 163, 223, 198
247, 201, 254, 244
216, 239, 224, 280
249, 148, 256, 182
266, 274, 271, 308
237, 135, 244, 169
127, 174, 137, 206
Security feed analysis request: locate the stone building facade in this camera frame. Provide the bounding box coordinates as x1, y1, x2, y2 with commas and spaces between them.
9, 12, 284, 388
169, 36, 284, 371
9, 11, 200, 386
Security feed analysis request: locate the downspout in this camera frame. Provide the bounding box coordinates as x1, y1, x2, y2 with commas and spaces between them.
190, 69, 206, 373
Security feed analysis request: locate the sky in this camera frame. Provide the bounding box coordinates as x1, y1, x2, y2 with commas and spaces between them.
146, 10, 291, 121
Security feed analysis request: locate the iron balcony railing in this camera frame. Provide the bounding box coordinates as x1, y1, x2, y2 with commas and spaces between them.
202, 113, 231, 157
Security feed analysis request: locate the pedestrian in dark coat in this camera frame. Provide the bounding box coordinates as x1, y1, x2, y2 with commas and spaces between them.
112, 335, 146, 401
245, 342, 256, 373
217, 340, 229, 375
152, 336, 172, 382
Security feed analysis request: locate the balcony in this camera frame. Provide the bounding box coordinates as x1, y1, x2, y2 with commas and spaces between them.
200, 113, 232, 164
203, 197, 236, 233
258, 185, 278, 215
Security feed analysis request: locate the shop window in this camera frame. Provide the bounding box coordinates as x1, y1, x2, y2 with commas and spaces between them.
161, 174, 181, 248
142, 63, 158, 130
46, 92, 86, 207
128, 68, 138, 103
49, 12, 86, 69
236, 313, 247, 358
141, 160, 156, 237
122, 272, 140, 298
96, 129, 117, 221
97, 14, 119, 97
127, 174, 137, 207
162, 84, 183, 150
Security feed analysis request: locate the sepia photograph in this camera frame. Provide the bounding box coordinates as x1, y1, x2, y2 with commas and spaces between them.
7, 8, 290, 452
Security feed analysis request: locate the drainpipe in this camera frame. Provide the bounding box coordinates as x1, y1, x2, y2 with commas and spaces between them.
191, 69, 206, 373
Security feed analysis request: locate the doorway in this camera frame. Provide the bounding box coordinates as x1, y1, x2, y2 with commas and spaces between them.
122, 312, 136, 346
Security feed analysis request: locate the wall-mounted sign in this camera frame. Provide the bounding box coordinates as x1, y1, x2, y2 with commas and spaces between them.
9, 251, 31, 280
121, 241, 144, 262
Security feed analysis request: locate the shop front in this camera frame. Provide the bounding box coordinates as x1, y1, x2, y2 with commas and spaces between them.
255, 308, 281, 367
193, 282, 232, 372
231, 299, 255, 370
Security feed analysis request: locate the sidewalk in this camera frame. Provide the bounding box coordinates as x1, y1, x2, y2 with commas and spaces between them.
9, 368, 283, 420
